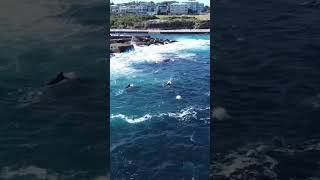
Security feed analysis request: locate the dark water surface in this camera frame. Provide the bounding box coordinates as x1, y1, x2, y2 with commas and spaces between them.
0, 0, 108, 179
212, 0, 320, 179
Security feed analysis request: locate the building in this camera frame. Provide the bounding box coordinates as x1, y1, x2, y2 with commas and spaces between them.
183, 0, 205, 14
141, 2, 157, 11
111, 5, 120, 15
156, 1, 176, 15
156, 4, 169, 15
169, 3, 188, 15
118, 5, 136, 15
138, 2, 157, 15
111, 0, 207, 16
112, 1, 157, 16
198, 3, 205, 13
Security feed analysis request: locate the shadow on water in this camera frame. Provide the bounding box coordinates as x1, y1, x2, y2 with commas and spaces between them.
0, 0, 108, 179
212, 0, 320, 179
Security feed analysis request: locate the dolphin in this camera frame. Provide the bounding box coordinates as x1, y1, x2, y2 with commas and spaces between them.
165, 80, 172, 87
47, 72, 78, 86
126, 84, 134, 89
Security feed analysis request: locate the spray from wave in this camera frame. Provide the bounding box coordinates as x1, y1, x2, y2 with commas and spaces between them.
110, 39, 210, 78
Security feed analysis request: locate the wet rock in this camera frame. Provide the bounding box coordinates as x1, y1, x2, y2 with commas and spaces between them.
131, 36, 177, 47
110, 43, 134, 53
110, 35, 177, 53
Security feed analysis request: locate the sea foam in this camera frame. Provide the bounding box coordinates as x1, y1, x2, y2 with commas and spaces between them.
110, 39, 210, 78
111, 106, 209, 124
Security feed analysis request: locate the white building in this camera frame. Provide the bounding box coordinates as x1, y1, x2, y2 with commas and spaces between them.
169, 3, 188, 15
118, 5, 144, 15
183, 0, 205, 14
113, 2, 157, 16
112, 0, 207, 16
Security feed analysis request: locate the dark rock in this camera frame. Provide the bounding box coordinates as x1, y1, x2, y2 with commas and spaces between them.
110, 35, 177, 53
131, 36, 177, 47
110, 43, 134, 53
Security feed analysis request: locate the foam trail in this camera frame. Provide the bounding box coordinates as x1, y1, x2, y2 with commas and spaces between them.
111, 106, 209, 124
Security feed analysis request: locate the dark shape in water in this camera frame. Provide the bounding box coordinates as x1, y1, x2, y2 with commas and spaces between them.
165, 80, 172, 87
125, 84, 134, 89
163, 59, 171, 63
47, 72, 66, 86
47, 72, 78, 86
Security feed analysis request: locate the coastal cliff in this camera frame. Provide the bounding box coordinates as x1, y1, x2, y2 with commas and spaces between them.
111, 15, 210, 30
136, 19, 210, 29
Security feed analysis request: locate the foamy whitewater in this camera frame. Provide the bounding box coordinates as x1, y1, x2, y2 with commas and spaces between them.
110, 34, 210, 180
111, 38, 209, 77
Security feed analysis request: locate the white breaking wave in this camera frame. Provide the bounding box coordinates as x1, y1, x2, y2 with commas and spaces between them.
110, 39, 209, 77
111, 114, 153, 124
111, 106, 210, 124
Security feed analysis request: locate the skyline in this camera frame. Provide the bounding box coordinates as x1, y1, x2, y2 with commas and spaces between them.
111, 0, 210, 6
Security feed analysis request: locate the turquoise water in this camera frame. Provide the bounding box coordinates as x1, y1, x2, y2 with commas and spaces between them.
110, 34, 210, 180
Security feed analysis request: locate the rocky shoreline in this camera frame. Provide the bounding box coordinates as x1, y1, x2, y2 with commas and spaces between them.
110, 35, 177, 53
111, 16, 210, 30
110, 29, 210, 34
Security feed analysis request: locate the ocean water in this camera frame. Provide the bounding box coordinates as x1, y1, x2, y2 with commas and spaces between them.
110, 34, 210, 180
212, 0, 320, 179
0, 37, 108, 179
0, 0, 108, 179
